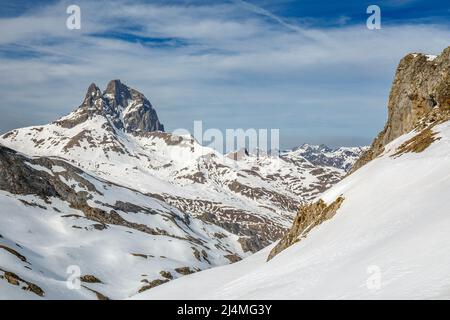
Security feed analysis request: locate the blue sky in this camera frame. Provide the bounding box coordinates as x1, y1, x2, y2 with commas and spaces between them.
0, 0, 449, 149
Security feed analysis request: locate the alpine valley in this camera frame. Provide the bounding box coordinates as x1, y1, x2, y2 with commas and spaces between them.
2, 41, 449, 300
134, 46, 450, 300
0, 79, 364, 299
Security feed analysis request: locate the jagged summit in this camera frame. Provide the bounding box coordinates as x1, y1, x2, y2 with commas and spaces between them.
56, 80, 164, 133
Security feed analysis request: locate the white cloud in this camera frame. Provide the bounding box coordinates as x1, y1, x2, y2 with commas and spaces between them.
0, 0, 449, 148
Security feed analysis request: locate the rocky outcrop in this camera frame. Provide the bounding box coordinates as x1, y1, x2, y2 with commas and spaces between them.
267, 196, 344, 261
56, 80, 164, 133
0, 268, 45, 297
351, 46, 450, 173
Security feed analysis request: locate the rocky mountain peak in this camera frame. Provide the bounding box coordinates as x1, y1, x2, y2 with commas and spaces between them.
56, 80, 164, 133
351, 46, 450, 173
85, 83, 102, 99
103, 79, 134, 110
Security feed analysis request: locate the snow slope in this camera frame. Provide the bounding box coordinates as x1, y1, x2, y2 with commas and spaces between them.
133, 120, 450, 300
0, 146, 243, 299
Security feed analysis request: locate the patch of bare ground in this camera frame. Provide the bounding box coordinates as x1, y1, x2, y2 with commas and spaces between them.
138, 279, 169, 293
267, 196, 344, 261
178, 171, 207, 184
392, 127, 441, 157
131, 253, 152, 259
0, 244, 29, 263
80, 275, 103, 283
175, 266, 195, 275
224, 254, 242, 263
159, 271, 173, 280
0, 268, 45, 297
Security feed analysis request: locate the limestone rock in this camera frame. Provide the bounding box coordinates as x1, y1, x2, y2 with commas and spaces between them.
351, 46, 450, 173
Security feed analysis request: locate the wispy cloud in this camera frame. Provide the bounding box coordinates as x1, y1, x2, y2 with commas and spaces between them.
0, 0, 449, 148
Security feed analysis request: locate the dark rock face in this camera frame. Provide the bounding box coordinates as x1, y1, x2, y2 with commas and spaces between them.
56, 80, 164, 133
103, 80, 164, 133
351, 46, 450, 173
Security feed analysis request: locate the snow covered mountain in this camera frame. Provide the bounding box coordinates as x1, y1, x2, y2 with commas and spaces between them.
0, 80, 353, 253
283, 144, 368, 172
0, 144, 246, 299
133, 47, 450, 300
0, 80, 363, 299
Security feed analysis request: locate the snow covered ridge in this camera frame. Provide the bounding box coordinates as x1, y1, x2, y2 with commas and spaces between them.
0, 80, 358, 255
0, 145, 244, 299
133, 119, 450, 300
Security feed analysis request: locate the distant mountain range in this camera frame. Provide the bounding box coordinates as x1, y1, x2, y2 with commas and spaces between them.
283, 144, 368, 172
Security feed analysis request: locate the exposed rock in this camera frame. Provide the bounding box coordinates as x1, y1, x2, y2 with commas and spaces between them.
174, 266, 195, 275
238, 236, 264, 253
80, 275, 103, 283
0, 268, 45, 297
0, 244, 28, 263
131, 253, 149, 259
138, 279, 169, 293
224, 254, 242, 263
159, 271, 173, 280
268, 196, 344, 261
351, 47, 450, 173
4, 272, 20, 286
392, 126, 441, 157
104, 80, 164, 133
191, 247, 202, 261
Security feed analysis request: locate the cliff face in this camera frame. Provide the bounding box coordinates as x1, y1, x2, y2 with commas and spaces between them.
268, 46, 450, 261
351, 46, 450, 173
